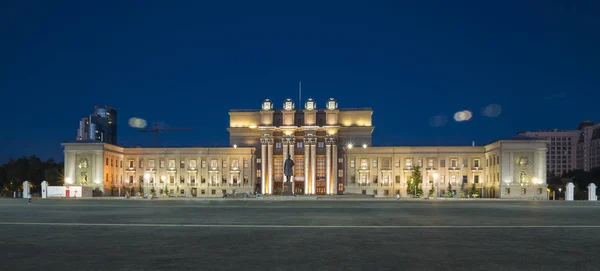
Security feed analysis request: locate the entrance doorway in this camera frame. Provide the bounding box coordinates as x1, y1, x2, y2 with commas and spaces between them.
294, 181, 304, 195
316, 181, 326, 195
191, 188, 197, 197
273, 182, 283, 194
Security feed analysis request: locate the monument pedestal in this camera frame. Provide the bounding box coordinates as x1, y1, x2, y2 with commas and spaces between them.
283, 182, 294, 196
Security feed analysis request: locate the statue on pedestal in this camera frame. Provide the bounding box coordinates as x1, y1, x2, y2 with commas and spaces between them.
284, 154, 294, 183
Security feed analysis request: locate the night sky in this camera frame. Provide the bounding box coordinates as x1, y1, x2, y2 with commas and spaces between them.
1, 0, 599, 163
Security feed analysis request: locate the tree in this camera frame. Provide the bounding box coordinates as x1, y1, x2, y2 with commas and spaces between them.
409, 165, 423, 197
429, 186, 435, 197
471, 183, 478, 198
459, 182, 466, 198
446, 183, 453, 198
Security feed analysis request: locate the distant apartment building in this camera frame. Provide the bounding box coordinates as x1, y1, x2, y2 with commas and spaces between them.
518, 120, 600, 175
75, 106, 118, 145
576, 121, 600, 171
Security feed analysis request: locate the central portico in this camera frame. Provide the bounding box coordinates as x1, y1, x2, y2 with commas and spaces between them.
228, 97, 374, 195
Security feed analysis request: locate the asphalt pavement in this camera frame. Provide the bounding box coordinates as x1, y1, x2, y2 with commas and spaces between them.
1, 199, 600, 270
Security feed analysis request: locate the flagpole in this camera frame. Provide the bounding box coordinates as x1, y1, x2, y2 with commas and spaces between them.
299, 81, 302, 109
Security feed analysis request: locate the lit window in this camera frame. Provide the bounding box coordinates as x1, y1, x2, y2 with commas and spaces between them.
297, 142, 303, 148
406, 159, 413, 168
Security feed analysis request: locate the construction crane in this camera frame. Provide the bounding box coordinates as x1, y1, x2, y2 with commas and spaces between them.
140, 123, 193, 147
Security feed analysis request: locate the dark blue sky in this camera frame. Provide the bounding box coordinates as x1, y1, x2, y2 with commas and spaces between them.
1, 0, 599, 162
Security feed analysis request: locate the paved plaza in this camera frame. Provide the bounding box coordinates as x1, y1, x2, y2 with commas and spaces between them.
1, 199, 600, 270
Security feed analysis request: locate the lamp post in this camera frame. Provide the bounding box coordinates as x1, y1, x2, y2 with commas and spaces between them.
558, 187, 562, 200
433, 173, 439, 199
343, 143, 354, 194
144, 173, 150, 197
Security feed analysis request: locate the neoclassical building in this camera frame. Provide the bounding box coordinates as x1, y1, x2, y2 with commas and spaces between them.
63, 98, 548, 199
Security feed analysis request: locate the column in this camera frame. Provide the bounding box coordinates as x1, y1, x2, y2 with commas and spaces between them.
290, 138, 295, 192
311, 141, 316, 194
332, 144, 338, 194
304, 139, 310, 194
268, 140, 274, 194
282, 139, 288, 182
326, 142, 331, 195
261, 142, 266, 194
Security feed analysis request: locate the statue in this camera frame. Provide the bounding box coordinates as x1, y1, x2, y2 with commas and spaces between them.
80, 172, 88, 185
284, 154, 294, 182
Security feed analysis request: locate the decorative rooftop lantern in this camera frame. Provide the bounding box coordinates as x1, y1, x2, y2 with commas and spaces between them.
262, 99, 273, 111
283, 98, 295, 110
326, 97, 338, 110
305, 98, 316, 110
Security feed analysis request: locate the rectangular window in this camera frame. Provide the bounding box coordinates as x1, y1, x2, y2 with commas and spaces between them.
129, 176, 134, 184
418, 160, 423, 167
169, 176, 175, 184
384, 190, 389, 196
521, 188, 526, 194
232, 159, 239, 169
189, 159, 197, 169
211, 189, 216, 195
201, 176, 206, 183
201, 189, 206, 195
318, 142, 324, 148
360, 158, 368, 169
395, 175, 400, 183
338, 158, 343, 163
317, 157, 326, 180
191, 175, 196, 183
243, 160, 248, 168
451, 159, 457, 168
274, 158, 283, 181
450, 175, 456, 183
275, 142, 282, 149
180, 176, 185, 184
120, 160, 123, 168
129, 160, 134, 168
257, 158, 261, 163
395, 160, 400, 168
373, 176, 378, 183
160, 160, 165, 168
222, 160, 228, 168
295, 158, 304, 177
139, 159, 143, 168
297, 142, 303, 148
210, 159, 218, 169
201, 160, 206, 168
473, 159, 480, 168
148, 159, 155, 169
350, 160, 355, 168
440, 159, 445, 167
428, 159, 434, 168
474, 175, 479, 183
106, 158, 108, 165
406, 159, 413, 168
110, 159, 113, 166
180, 160, 185, 168
373, 159, 378, 168
462, 159, 468, 168
462, 175, 468, 184
338, 169, 343, 177
168, 159, 175, 168
382, 159, 390, 169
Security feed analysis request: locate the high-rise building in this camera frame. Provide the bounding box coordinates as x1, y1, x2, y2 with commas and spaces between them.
517, 129, 579, 176
75, 106, 118, 145
576, 121, 600, 171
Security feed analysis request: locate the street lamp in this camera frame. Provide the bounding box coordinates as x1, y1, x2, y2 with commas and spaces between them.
433, 173, 439, 198
144, 173, 150, 197
557, 187, 562, 200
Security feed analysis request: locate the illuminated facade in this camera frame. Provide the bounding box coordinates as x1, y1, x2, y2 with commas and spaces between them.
63, 98, 548, 199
